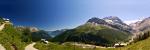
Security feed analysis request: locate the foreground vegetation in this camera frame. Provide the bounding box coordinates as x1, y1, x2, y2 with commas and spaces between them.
0, 21, 51, 50
34, 42, 91, 50
35, 36, 150, 50
0, 24, 27, 50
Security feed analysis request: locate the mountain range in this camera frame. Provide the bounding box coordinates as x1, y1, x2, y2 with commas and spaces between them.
88, 16, 133, 33
52, 16, 150, 47
130, 17, 150, 32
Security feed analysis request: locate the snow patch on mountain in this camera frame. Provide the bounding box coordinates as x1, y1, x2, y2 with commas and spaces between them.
124, 19, 142, 25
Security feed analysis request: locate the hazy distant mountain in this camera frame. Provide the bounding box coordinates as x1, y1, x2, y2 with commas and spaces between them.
48, 29, 67, 37
53, 16, 131, 47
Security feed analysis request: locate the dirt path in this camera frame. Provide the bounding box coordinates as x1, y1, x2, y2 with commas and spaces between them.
25, 43, 38, 50
0, 24, 5, 31
0, 44, 5, 50
0, 24, 6, 50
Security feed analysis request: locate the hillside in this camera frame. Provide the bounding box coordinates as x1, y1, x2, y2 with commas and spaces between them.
0, 18, 52, 50
53, 23, 131, 46
34, 35, 150, 50
0, 24, 27, 50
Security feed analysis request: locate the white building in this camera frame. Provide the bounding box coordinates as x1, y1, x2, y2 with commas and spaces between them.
2, 18, 10, 23
41, 39, 49, 44
114, 43, 128, 47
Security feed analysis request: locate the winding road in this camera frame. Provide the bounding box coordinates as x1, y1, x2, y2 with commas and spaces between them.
0, 23, 38, 50
0, 23, 6, 50
0, 23, 5, 31
25, 43, 38, 50
0, 44, 5, 50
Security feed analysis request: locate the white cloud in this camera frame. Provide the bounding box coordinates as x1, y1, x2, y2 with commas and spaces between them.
124, 19, 142, 25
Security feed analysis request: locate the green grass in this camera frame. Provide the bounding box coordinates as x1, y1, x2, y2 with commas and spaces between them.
35, 37, 150, 50
0, 24, 28, 50
34, 42, 92, 50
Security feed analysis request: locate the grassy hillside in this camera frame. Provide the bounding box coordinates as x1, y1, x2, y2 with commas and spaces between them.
0, 23, 52, 50
35, 42, 94, 50
0, 24, 27, 50
35, 36, 150, 50
53, 23, 131, 46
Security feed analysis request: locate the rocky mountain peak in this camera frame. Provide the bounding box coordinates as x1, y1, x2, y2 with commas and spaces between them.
103, 16, 119, 20
87, 16, 132, 33
103, 16, 123, 24
87, 17, 107, 24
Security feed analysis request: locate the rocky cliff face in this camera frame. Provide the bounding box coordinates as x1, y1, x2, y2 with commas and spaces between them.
103, 16, 132, 33
103, 16, 123, 24
129, 17, 150, 33
87, 17, 107, 25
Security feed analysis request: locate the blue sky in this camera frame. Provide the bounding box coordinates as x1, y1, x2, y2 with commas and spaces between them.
0, 0, 150, 31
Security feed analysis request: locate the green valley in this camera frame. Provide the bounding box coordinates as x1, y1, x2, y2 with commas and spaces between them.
53, 23, 131, 47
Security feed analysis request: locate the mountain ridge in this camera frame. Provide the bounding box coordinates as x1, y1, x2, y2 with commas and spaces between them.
129, 17, 150, 34
53, 16, 132, 47
87, 16, 133, 33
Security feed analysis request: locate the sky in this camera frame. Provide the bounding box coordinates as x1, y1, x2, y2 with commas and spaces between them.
0, 0, 150, 31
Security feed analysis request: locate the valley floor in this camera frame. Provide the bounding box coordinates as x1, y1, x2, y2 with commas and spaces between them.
34, 37, 150, 50
1, 37, 150, 50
